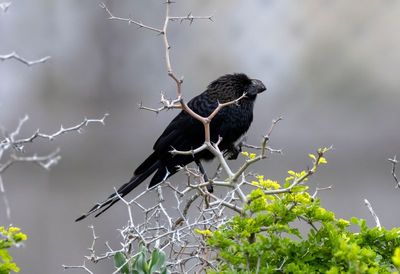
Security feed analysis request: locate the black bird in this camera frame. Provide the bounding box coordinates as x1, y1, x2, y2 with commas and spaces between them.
76, 73, 266, 221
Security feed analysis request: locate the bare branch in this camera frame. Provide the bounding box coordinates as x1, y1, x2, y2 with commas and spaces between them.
0, 149, 61, 174
388, 155, 399, 188
241, 141, 282, 155
162, 0, 184, 97
99, 2, 163, 34
0, 175, 10, 219
170, 143, 207, 156
0, 2, 12, 12
0, 114, 107, 218
0, 51, 50, 66
208, 192, 243, 214
312, 185, 333, 199
62, 262, 94, 274
9, 115, 29, 141
169, 11, 213, 23
87, 225, 99, 259
1, 113, 108, 150
138, 93, 182, 114
364, 199, 381, 230
261, 116, 283, 157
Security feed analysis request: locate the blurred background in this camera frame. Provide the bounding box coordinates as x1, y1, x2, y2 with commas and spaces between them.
1, 0, 400, 273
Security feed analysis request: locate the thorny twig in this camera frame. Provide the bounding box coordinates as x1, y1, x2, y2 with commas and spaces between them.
138, 93, 182, 114
0, 114, 107, 218
99, 2, 163, 34
169, 13, 213, 24
0, 52, 51, 66
0, 113, 108, 151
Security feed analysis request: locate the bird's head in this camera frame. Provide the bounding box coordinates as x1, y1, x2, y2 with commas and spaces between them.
207, 73, 266, 102
246, 78, 266, 98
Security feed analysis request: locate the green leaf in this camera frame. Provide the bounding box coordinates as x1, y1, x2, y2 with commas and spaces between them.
114, 252, 130, 274
393, 248, 400, 269
149, 249, 166, 273
0, 226, 27, 274
132, 251, 146, 274
318, 157, 328, 164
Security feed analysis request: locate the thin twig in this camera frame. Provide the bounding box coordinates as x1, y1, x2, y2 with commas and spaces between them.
0, 149, 61, 174
312, 185, 333, 199
0, 114, 107, 219
0, 2, 12, 12
169, 11, 213, 23
99, 2, 163, 34
4, 114, 108, 148
62, 262, 94, 274
388, 155, 399, 188
364, 199, 381, 230
0, 52, 50, 66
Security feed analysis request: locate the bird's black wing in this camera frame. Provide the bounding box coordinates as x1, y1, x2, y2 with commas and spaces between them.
153, 93, 217, 154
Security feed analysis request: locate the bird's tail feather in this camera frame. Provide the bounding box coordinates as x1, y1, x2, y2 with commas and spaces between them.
134, 150, 159, 175
75, 159, 160, 222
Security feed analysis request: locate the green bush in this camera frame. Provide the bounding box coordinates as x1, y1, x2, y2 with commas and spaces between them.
0, 226, 27, 274
206, 152, 400, 273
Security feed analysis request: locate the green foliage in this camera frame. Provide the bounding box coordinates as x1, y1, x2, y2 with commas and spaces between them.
392, 248, 400, 273
207, 151, 400, 273
0, 226, 27, 274
114, 246, 169, 274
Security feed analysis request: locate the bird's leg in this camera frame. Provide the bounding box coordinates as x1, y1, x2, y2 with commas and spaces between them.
194, 159, 213, 192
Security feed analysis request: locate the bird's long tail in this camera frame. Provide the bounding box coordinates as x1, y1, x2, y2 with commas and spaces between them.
75, 156, 161, 222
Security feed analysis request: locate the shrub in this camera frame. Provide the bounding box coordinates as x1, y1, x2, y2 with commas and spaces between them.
0, 226, 27, 274
206, 154, 400, 273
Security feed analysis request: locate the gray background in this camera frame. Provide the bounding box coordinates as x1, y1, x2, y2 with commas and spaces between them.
1, 0, 400, 273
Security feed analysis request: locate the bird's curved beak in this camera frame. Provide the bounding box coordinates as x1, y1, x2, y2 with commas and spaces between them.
252, 79, 266, 93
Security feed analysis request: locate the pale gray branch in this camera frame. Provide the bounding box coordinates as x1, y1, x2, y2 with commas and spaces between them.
169, 11, 213, 23
0, 51, 50, 66
0, 114, 107, 219
364, 199, 381, 230
0, 2, 12, 12
99, 2, 163, 34
62, 263, 94, 274
388, 155, 399, 188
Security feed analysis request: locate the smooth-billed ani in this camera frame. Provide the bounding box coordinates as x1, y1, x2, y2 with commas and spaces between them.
76, 73, 266, 221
